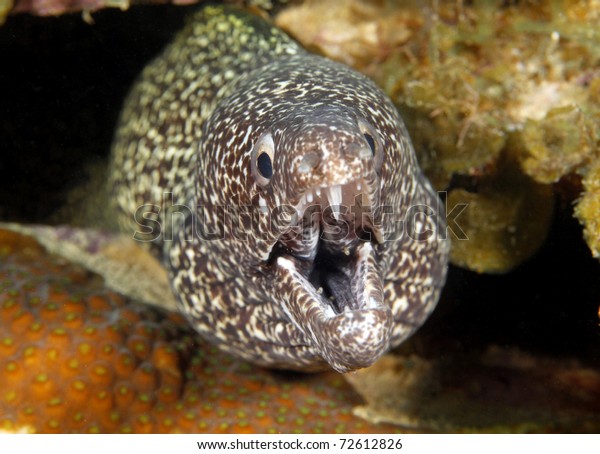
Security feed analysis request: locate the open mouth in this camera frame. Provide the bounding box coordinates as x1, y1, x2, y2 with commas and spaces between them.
269, 180, 393, 372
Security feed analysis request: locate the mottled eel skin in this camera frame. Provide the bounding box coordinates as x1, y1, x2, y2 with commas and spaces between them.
110, 6, 449, 373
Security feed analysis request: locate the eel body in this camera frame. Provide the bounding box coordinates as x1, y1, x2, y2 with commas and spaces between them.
110, 6, 449, 372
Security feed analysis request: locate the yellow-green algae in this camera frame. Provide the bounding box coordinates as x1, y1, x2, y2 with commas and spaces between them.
575, 158, 600, 258
448, 153, 554, 273
0, 0, 12, 25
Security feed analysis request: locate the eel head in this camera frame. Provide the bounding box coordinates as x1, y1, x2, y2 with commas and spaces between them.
250, 108, 393, 372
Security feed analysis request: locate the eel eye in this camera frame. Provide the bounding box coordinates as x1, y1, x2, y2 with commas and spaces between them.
251, 132, 275, 187
363, 132, 376, 156
257, 152, 272, 179
358, 118, 384, 171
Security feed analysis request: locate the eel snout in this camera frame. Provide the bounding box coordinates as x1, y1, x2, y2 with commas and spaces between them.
271, 180, 392, 372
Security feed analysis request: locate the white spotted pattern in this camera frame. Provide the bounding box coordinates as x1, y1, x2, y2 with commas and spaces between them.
109, 6, 449, 372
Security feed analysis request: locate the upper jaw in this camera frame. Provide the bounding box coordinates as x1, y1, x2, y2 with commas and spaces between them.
292, 178, 384, 247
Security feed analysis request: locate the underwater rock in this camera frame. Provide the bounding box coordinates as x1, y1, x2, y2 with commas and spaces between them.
0, 222, 176, 311
447, 155, 554, 273
346, 348, 600, 433
516, 105, 596, 184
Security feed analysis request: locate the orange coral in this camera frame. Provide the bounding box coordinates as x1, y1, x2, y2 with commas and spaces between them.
0, 229, 396, 434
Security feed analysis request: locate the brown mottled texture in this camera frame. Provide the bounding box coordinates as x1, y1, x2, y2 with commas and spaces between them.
110, 5, 449, 373
0, 229, 398, 434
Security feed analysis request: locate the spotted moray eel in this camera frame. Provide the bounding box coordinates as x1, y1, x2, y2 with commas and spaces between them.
109, 5, 449, 373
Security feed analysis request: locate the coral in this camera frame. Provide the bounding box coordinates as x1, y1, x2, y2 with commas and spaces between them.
2, 0, 291, 24
276, 0, 600, 272
7, 0, 125, 22
516, 105, 596, 184
575, 159, 600, 258
447, 155, 554, 273
7, 0, 183, 22
0, 229, 397, 434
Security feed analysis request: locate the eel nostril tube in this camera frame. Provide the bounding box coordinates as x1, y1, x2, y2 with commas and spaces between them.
298, 151, 320, 174
345, 143, 373, 161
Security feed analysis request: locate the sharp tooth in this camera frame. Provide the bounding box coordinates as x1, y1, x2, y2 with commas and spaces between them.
315, 188, 321, 197
373, 228, 384, 244
258, 196, 268, 214
306, 191, 314, 203
357, 182, 362, 191
327, 185, 342, 221
327, 185, 342, 208
368, 296, 379, 309
296, 194, 308, 217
